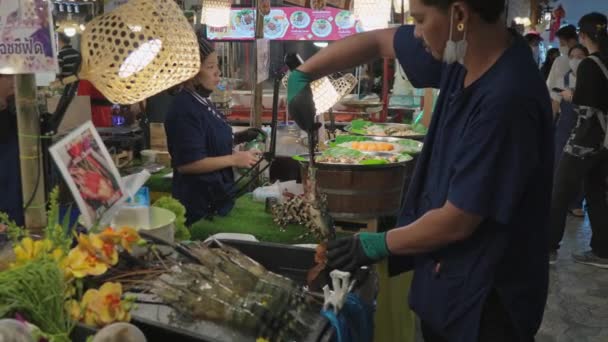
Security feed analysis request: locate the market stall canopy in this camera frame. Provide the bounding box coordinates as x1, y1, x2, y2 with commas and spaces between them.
64, 0, 200, 104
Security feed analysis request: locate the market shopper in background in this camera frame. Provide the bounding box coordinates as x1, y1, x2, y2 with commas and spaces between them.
288, 0, 553, 341
541, 48, 560, 81
525, 32, 543, 66
552, 44, 588, 220
0, 74, 24, 226
548, 13, 608, 268
547, 25, 579, 116
164, 29, 263, 225
57, 33, 81, 80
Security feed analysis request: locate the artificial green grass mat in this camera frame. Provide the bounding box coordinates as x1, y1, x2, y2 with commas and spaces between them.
146, 168, 173, 193
190, 195, 349, 244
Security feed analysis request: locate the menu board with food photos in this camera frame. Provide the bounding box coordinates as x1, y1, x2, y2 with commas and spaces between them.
207, 6, 362, 41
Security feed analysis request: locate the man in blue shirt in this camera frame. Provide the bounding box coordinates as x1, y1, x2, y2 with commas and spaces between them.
288, 0, 553, 341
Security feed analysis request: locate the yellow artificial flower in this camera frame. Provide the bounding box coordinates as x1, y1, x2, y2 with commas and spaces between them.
80, 282, 132, 327
98, 227, 121, 245
77, 233, 118, 266
63, 246, 109, 278
99, 227, 141, 253
66, 299, 82, 321
12, 237, 63, 266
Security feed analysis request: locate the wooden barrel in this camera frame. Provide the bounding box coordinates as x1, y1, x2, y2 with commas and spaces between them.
299, 157, 416, 220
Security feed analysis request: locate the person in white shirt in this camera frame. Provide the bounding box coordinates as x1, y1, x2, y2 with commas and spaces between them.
547, 25, 579, 115
553, 44, 589, 219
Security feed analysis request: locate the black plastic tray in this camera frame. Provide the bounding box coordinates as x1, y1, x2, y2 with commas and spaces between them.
72, 240, 375, 342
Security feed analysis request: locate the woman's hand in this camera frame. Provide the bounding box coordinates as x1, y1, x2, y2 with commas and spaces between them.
231, 150, 260, 168
561, 89, 573, 102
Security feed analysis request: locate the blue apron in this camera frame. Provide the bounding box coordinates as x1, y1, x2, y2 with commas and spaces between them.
164, 89, 235, 225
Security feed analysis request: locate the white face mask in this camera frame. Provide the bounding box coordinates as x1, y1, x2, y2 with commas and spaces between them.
569, 58, 582, 75
443, 7, 468, 65
559, 46, 569, 56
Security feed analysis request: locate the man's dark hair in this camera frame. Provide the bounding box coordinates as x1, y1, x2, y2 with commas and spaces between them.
555, 25, 578, 41
57, 33, 71, 46
421, 0, 505, 23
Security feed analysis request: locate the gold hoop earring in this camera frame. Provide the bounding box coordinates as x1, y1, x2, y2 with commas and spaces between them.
457, 23, 465, 32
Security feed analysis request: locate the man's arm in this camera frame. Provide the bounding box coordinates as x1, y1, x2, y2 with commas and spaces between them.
386, 201, 482, 255
298, 28, 398, 79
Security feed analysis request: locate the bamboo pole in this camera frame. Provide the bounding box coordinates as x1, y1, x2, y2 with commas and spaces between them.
15, 74, 46, 234
251, 1, 264, 128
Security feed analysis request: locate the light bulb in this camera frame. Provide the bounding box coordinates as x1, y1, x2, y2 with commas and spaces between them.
118, 39, 163, 78
64, 27, 77, 37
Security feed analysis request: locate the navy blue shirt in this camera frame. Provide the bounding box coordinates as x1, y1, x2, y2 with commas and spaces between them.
164, 89, 235, 224
390, 26, 553, 341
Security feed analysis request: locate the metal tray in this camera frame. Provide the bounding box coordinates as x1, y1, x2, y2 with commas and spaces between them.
297, 152, 412, 171
71, 240, 377, 342
344, 122, 426, 141
329, 136, 423, 155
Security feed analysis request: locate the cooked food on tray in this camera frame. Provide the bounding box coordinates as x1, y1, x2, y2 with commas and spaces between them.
347, 119, 427, 137
312, 147, 411, 165
331, 135, 423, 154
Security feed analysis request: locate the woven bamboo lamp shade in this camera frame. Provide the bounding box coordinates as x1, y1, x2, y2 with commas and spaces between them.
78, 0, 200, 104
283, 73, 358, 114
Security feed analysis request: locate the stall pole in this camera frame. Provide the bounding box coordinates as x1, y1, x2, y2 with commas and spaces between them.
380, 58, 390, 122
251, 0, 264, 128
15, 74, 47, 234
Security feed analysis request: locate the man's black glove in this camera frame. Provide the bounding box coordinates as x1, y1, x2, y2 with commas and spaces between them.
327, 232, 390, 272
234, 127, 266, 145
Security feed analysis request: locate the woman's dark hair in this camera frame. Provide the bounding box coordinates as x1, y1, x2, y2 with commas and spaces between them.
546, 48, 560, 60
569, 44, 589, 57
578, 12, 608, 59
421, 0, 505, 23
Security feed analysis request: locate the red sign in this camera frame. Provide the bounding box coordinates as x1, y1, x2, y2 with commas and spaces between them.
206, 7, 363, 41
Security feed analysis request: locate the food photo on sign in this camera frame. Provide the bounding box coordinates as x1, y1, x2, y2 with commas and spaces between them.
206, 6, 362, 41
49, 121, 127, 228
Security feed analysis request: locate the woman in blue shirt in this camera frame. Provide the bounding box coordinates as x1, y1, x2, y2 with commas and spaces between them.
165, 30, 261, 225
288, 0, 553, 341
